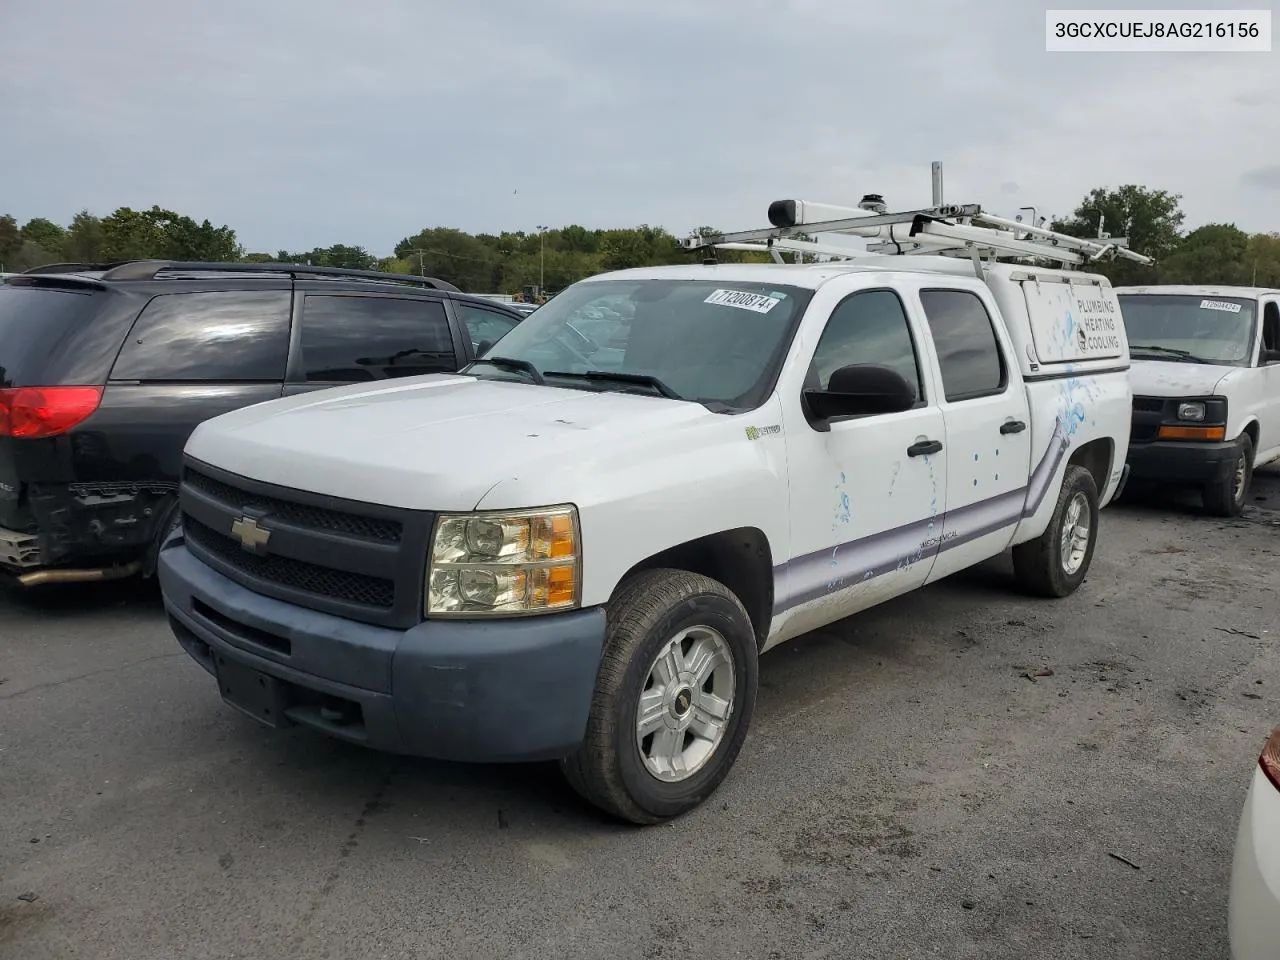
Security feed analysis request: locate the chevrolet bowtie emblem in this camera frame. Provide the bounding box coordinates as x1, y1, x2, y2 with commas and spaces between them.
230, 516, 271, 551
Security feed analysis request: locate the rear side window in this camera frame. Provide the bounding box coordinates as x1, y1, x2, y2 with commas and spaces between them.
919, 289, 1006, 401
300, 295, 454, 381
456, 302, 519, 352
111, 290, 292, 382
0, 284, 110, 386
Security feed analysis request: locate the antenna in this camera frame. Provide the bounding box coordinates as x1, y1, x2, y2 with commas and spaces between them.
681, 162, 1154, 270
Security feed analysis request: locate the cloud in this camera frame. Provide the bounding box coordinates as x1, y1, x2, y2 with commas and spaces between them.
1, 0, 1277, 255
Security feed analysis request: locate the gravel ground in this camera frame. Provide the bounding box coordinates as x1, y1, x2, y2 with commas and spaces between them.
2, 467, 1278, 960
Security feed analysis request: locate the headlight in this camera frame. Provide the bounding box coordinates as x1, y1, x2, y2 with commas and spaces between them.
1177, 401, 1206, 421
427, 505, 580, 617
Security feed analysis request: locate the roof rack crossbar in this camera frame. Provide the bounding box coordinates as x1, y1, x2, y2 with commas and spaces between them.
97, 260, 460, 291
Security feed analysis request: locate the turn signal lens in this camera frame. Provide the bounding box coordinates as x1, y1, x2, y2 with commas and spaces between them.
0, 386, 103, 438
1157, 424, 1226, 441
1260, 727, 1280, 792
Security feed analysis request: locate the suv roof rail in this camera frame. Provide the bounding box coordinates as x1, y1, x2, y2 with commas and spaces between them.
22, 261, 132, 275
97, 260, 461, 292
681, 161, 1155, 272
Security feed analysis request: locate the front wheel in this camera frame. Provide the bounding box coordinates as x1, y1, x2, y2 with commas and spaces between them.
560, 569, 758, 825
1202, 433, 1253, 518
1012, 464, 1100, 598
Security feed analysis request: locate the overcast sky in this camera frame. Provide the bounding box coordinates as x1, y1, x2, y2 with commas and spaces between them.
2, 0, 1277, 256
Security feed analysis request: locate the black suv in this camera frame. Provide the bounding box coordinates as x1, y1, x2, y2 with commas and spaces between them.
0, 260, 524, 585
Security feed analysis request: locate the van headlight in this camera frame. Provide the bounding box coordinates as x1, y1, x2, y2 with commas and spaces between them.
426, 505, 580, 617
1177, 401, 1206, 421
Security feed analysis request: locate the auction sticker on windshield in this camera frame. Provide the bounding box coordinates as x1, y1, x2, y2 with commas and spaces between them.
1200, 299, 1243, 313
705, 289, 781, 313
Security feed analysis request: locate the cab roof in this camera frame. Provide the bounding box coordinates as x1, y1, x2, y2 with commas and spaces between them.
589, 256, 1106, 291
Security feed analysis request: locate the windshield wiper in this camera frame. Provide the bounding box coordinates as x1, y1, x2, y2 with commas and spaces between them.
1129, 345, 1212, 363
544, 370, 684, 400
465, 356, 545, 383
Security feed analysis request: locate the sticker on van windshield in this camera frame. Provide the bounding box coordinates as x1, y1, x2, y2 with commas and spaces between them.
1200, 299, 1243, 313
705, 289, 781, 313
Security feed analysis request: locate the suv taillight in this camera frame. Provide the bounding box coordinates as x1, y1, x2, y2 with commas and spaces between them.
1259, 727, 1280, 792
0, 386, 104, 438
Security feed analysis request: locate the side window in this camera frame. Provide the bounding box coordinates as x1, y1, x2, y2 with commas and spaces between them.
1263, 301, 1280, 353
456, 303, 519, 352
111, 290, 291, 381
809, 290, 923, 402
300, 295, 454, 382
919, 289, 1006, 401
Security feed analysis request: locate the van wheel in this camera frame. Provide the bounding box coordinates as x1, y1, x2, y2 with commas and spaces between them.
1012, 465, 1099, 598
1202, 433, 1253, 518
560, 569, 758, 825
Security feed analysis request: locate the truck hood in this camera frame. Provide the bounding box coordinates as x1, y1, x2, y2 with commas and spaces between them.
1129, 359, 1234, 397
184, 374, 722, 511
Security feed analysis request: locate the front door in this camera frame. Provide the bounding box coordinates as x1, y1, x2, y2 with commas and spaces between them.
774, 288, 949, 644
915, 286, 1033, 584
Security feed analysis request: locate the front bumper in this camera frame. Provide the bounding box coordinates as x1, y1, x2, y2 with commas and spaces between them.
158, 537, 607, 763
1229, 766, 1280, 959
1125, 438, 1238, 486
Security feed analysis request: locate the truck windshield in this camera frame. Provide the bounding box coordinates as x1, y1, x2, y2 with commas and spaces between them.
1117, 294, 1257, 366
464, 278, 814, 411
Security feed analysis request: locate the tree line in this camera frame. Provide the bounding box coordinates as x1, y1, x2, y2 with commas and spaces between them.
3, 186, 1279, 292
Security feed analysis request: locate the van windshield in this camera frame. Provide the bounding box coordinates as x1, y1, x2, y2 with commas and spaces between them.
1117, 294, 1257, 366
463, 278, 813, 411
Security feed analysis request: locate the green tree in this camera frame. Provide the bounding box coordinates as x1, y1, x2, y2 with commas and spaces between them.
1160, 224, 1250, 284
20, 218, 66, 255
61, 211, 106, 263
1243, 233, 1280, 288
0, 215, 21, 269
1052, 185, 1185, 284
100, 206, 239, 262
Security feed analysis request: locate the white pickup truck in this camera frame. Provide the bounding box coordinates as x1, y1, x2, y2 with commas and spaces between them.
158, 201, 1134, 824
1114, 285, 1280, 515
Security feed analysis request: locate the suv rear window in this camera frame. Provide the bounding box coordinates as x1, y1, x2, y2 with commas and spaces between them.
111, 290, 292, 382
0, 283, 111, 387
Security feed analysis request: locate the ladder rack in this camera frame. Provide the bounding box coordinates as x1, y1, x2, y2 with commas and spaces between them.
681, 163, 1153, 271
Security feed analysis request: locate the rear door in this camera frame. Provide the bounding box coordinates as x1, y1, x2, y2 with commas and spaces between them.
99, 286, 293, 485
916, 285, 1033, 584
282, 288, 464, 397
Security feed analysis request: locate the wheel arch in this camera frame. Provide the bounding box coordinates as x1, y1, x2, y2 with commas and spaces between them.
611, 527, 774, 650
1067, 437, 1114, 498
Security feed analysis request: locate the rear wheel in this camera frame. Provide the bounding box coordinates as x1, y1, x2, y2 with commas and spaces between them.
1012, 465, 1100, 598
560, 569, 758, 825
1202, 433, 1253, 518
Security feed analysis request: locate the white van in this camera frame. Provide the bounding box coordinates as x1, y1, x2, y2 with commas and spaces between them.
1114, 285, 1280, 515
157, 198, 1137, 824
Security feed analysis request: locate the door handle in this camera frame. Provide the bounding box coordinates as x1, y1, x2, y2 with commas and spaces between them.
1000, 420, 1027, 435
907, 439, 943, 457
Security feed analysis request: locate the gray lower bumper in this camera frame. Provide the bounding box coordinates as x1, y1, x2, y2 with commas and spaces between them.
158, 537, 607, 763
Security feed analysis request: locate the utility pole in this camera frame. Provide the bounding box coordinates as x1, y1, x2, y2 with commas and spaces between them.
537, 225, 549, 294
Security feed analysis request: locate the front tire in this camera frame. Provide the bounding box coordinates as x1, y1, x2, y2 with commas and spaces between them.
560, 569, 758, 825
1012, 464, 1100, 598
1202, 433, 1253, 518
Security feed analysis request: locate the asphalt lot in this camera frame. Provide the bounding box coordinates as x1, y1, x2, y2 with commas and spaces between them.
3, 468, 1278, 960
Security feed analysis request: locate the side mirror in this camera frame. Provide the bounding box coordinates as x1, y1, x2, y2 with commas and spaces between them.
1263, 348, 1280, 364
475, 340, 493, 358
803, 364, 917, 422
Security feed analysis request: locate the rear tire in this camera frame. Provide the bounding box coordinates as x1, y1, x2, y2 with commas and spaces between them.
560, 569, 758, 825
1012, 465, 1099, 598
1202, 433, 1253, 518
